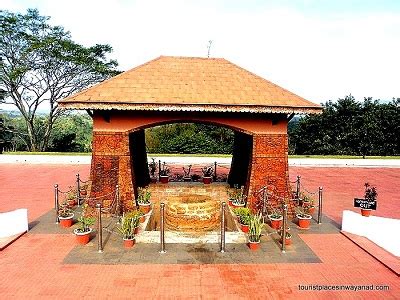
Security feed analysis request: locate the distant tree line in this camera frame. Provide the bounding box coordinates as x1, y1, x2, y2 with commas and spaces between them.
289, 96, 400, 156
1, 95, 398, 156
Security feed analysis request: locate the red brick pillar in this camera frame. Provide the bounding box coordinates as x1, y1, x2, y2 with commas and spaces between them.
90, 131, 135, 211
247, 134, 294, 215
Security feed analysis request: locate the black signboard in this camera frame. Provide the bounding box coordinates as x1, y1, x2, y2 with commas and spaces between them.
354, 198, 377, 210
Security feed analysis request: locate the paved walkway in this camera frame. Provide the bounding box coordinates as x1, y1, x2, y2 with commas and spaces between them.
1, 164, 399, 298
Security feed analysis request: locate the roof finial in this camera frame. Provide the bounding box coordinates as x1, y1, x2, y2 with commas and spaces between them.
207, 40, 213, 58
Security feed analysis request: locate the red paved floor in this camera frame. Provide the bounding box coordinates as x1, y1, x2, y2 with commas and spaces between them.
1, 164, 399, 299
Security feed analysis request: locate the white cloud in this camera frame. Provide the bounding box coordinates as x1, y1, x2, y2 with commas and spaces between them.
3, 0, 400, 103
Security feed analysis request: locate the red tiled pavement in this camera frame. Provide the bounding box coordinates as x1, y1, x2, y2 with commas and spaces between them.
1, 164, 399, 299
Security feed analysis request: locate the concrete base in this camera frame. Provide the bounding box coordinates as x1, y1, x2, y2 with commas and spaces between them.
341, 210, 400, 257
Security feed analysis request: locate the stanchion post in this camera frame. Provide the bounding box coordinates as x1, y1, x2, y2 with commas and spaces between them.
115, 184, 121, 217
296, 176, 301, 203
76, 173, 81, 207
158, 160, 162, 181
160, 202, 166, 253
96, 203, 103, 253
281, 204, 288, 253
220, 202, 226, 253
262, 187, 268, 216
214, 161, 217, 181
54, 184, 59, 224
318, 187, 323, 224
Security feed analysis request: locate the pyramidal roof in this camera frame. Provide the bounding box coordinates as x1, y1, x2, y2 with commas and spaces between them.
59, 56, 321, 114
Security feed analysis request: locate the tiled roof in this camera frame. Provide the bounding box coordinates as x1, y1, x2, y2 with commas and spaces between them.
59, 56, 321, 114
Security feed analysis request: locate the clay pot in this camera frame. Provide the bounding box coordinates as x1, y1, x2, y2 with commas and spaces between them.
248, 241, 260, 250
80, 190, 87, 196
59, 214, 74, 228
240, 224, 249, 233
307, 206, 316, 214
203, 177, 212, 184
160, 175, 169, 184
269, 217, 283, 230
285, 237, 292, 245
123, 238, 135, 248
232, 203, 245, 209
74, 228, 92, 245
139, 215, 146, 223
361, 209, 372, 217
297, 214, 312, 229
139, 203, 151, 214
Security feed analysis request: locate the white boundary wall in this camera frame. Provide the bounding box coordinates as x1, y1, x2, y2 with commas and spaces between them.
342, 210, 400, 257
0, 209, 28, 238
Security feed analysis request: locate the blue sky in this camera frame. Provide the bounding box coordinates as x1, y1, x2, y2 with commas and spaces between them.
3, 0, 400, 104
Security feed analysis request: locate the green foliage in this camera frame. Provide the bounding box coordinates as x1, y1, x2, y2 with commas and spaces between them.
249, 214, 264, 242
117, 212, 139, 239
0, 9, 118, 151
76, 204, 95, 233
290, 96, 400, 156
136, 187, 151, 204
0, 115, 14, 153
145, 123, 234, 154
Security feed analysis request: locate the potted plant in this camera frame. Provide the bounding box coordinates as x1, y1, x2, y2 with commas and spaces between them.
302, 195, 315, 214
268, 208, 283, 230
232, 207, 251, 223
201, 166, 213, 184
248, 214, 264, 250
137, 187, 152, 214
117, 213, 137, 248
73, 204, 95, 245
296, 208, 312, 229
182, 165, 192, 182
361, 182, 377, 217
283, 231, 292, 245
80, 183, 88, 196
159, 162, 170, 184
66, 188, 77, 208
228, 186, 247, 208
148, 158, 158, 183
239, 214, 251, 233
58, 202, 74, 228
131, 209, 145, 224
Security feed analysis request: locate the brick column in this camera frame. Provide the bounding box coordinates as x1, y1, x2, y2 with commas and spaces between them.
90, 131, 135, 211
247, 134, 294, 215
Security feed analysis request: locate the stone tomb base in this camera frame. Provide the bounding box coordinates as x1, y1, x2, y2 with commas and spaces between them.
140, 182, 246, 243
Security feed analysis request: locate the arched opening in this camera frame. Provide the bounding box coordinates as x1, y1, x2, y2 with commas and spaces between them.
127, 120, 253, 192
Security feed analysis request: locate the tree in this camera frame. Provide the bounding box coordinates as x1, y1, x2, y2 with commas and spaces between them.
0, 115, 14, 153
0, 9, 119, 151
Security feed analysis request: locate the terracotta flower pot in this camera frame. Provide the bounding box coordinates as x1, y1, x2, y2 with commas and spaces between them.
232, 203, 245, 209
123, 238, 135, 248
228, 199, 234, 207
80, 190, 87, 196
240, 224, 249, 233
139, 215, 146, 223
203, 177, 212, 184
59, 214, 74, 228
285, 237, 292, 245
297, 214, 312, 229
307, 206, 315, 214
248, 241, 260, 250
361, 209, 372, 217
67, 199, 77, 208
139, 203, 151, 214
74, 228, 92, 245
269, 217, 283, 230
160, 175, 169, 184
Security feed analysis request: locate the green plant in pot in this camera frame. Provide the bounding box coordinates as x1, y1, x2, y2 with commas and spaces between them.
117, 213, 138, 248
239, 214, 251, 233
201, 166, 213, 184
228, 186, 247, 207
296, 207, 312, 229
182, 165, 192, 182
268, 208, 283, 230
302, 194, 315, 214
58, 201, 74, 228
73, 204, 95, 245
159, 162, 170, 184
248, 214, 264, 250
361, 182, 377, 217
137, 187, 151, 214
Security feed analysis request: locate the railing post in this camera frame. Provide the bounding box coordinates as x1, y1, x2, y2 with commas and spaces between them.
115, 184, 121, 217
96, 203, 103, 253
76, 173, 81, 207
158, 160, 162, 181
296, 175, 301, 204
262, 187, 268, 216
160, 202, 166, 253
214, 161, 217, 181
281, 204, 288, 253
220, 202, 226, 253
54, 184, 59, 224
318, 187, 323, 224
